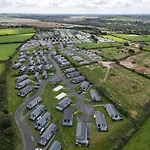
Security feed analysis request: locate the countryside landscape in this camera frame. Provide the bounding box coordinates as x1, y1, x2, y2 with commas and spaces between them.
0, 1, 150, 150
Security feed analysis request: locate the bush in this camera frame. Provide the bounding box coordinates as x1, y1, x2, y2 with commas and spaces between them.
0, 115, 11, 129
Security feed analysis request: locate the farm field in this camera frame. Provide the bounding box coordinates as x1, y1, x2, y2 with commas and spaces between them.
99, 46, 140, 60
0, 28, 35, 35
78, 64, 150, 116
0, 43, 21, 60
77, 42, 121, 49
102, 35, 128, 43
113, 34, 150, 42
0, 33, 34, 44
123, 117, 150, 150
0, 63, 5, 76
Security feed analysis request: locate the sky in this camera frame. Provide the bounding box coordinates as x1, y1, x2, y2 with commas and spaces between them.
0, 0, 150, 14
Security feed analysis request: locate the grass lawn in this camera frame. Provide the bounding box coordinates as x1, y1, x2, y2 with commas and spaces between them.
103, 35, 128, 43
0, 43, 21, 60
0, 28, 36, 36
123, 117, 150, 150
0, 63, 5, 76
114, 34, 150, 42
79, 64, 150, 116
77, 42, 121, 50
0, 33, 35, 44
99, 46, 140, 60
144, 45, 150, 51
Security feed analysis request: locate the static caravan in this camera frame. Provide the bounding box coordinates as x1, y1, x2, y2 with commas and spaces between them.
16, 74, 28, 83
16, 79, 30, 89
30, 105, 46, 121
49, 141, 62, 150
38, 123, 57, 146
18, 85, 33, 97
12, 62, 21, 69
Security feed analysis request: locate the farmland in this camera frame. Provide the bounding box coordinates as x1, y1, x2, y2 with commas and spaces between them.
77, 42, 121, 49
0, 33, 34, 44
123, 117, 150, 150
102, 35, 128, 43
0, 43, 21, 60
78, 64, 150, 115
99, 46, 140, 60
0, 28, 35, 35
114, 34, 150, 42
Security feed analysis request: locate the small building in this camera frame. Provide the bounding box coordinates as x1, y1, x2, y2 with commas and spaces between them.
49, 141, 62, 150
42, 71, 48, 79
72, 76, 85, 84
80, 81, 89, 92
18, 85, 33, 97
64, 68, 75, 74
38, 123, 57, 146
75, 122, 89, 147
90, 89, 101, 102
35, 112, 52, 130
94, 111, 108, 132
50, 77, 62, 85
45, 64, 52, 71
105, 104, 123, 121
56, 97, 72, 111
30, 105, 46, 121
19, 66, 27, 73
28, 66, 35, 72
16, 79, 30, 89
62, 108, 73, 126
37, 64, 43, 71
29, 60, 34, 66
26, 96, 43, 110
16, 74, 28, 83
34, 72, 39, 81
12, 62, 21, 69
66, 71, 80, 78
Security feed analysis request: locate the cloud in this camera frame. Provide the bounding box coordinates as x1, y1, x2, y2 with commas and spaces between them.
0, 0, 149, 13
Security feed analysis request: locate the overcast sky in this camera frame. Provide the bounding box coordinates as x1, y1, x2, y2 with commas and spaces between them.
0, 0, 150, 14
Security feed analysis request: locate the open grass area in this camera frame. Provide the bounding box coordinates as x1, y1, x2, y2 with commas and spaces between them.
0, 63, 5, 76
114, 34, 150, 42
77, 42, 121, 50
0, 33, 34, 44
0, 28, 36, 36
123, 117, 150, 150
0, 43, 21, 60
99, 46, 140, 60
103, 35, 128, 43
132, 51, 150, 67
79, 64, 150, 116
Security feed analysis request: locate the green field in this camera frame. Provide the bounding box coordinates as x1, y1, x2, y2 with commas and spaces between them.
99, 46, 140, 60
0, 63, 5, 76
0, 43, 21, 60
0, 33, 34, 44
145, 42, 150, 45
103, 35, 128, 43
0, 28, 35, 36
114, 34, 150, 42
132, 52, 150, 67
78, 65, 150, 116
123, 117, 150, 150
77, 42, 121, 49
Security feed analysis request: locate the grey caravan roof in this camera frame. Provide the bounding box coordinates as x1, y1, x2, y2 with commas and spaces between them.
50, 141, 61, 150
50, 77, 62, 85
63, 108, 73, 121
66, 71, 80, 78
64, 68, 75, 73
56, 97, 72, 111
95, 111, 107, 131
41, 123, 57, 139
37, 112, 51, 125
28, 96, 42, 108
90, 89, 101, 102
17, 74, 28, 82
72, 76, 85, 84
18, 79, 30, 86
19, 85, 33, 95
105, 104, 122, 120
42, 71, 47, 76
80, 81, 89, 91
34, 72, 39, 77
31, 105, 45, 116
76, 122, 88, 141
